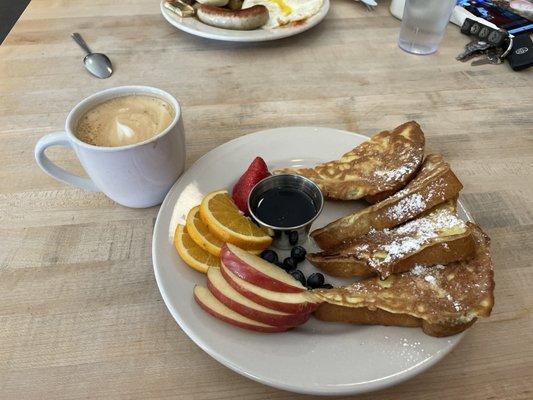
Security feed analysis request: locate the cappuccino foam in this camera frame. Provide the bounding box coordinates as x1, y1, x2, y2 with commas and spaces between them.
75, 95, 174, 147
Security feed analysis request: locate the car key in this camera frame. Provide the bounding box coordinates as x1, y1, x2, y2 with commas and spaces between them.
458, 18, 512, 63
456, 40, 492, 62
456, 40, 488, 61
470, 48, 504, 66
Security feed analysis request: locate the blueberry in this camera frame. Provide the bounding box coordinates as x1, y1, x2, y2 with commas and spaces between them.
282, 257, 297, 271
320, 283, 333, 289
307, 273, 325, 289
288, 230, 299, 246
260, 249, 278, 264
275, 261, 285, 269
290, 270, 306, 286
290, 246, 307, 262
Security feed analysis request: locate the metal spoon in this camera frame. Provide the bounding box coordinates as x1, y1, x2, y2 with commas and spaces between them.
71, 33, 113, 79
359, 0, 377, 11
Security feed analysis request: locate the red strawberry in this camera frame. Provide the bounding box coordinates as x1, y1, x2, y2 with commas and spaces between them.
232, 157, 270, 214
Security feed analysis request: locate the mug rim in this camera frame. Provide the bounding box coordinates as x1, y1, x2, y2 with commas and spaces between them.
65, 85, 181, 152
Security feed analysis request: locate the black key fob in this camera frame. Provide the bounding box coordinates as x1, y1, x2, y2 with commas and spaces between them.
487, 30, 507, 47
460, 18, 508, 47
507, 34, 533, 71
460, 18, 475, 35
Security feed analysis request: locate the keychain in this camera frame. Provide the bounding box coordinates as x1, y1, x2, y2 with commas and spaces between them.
456, 18, 514, 67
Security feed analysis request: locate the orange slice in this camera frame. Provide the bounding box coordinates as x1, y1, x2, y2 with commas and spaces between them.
199, 190, 272, 251
186, 205, 262, 256
174, 224, 220, 273
186, 206, 225, 257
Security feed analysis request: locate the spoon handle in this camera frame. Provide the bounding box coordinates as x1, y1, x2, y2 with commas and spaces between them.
71, 32, 92, 54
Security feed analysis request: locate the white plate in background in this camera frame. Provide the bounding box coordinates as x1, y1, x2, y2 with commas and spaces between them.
160, 0, 330, 42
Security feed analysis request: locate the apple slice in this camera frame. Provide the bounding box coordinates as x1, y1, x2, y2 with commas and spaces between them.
207, 267, 310, 327
221, 262, 321, 314
193, 286, 289, 333
221, 243, 306, 293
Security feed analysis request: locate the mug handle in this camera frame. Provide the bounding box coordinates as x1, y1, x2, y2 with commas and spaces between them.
34, 132, 99, 191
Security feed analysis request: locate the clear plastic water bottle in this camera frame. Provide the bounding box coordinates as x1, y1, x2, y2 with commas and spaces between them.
398, 0, 457, 55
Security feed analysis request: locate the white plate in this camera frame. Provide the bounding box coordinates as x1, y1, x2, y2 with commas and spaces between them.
160, 0, 330, 42
152, 127, 470, 396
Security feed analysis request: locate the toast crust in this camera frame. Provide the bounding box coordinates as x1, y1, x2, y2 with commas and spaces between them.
364, 189, 398, 204
309, 233, 476, 278
274, 121, 425, 200
312, 224, 494, 337
308, 201, 475, 278
312, 154, 463, 250
314, 304, 476, 337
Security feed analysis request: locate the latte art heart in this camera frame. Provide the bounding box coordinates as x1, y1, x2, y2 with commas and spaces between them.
75, 95, 174, 147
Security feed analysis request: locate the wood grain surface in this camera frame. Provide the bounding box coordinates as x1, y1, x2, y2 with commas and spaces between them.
1, 0, 532, 399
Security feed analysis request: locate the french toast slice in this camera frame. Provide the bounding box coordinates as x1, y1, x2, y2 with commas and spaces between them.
307, 201, 475, 279
274, 121, 425, 200
363, 189, 398, 204
311, 154, 463, 250
313, 224, 494, 337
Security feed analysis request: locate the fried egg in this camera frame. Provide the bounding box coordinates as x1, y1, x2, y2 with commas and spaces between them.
242, 0, 323, 29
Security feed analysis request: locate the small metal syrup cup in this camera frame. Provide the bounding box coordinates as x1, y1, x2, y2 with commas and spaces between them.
247, 174, 324, 250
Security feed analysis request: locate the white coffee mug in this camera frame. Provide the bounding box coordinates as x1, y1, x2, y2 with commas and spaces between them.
34, 86, 186, 208
390, 0, 406, 20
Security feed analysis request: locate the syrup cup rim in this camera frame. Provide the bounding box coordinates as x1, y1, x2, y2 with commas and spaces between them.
247, 174, 324, 231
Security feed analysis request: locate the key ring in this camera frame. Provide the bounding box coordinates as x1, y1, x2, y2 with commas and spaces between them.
500, 36, 514, 59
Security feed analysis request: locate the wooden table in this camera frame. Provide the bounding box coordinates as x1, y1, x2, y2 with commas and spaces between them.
1, 0, 532, 398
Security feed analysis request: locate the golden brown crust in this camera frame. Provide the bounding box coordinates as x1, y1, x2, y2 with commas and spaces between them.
313, 224, 494, 336
307, 257, 375, 278
308, 201, 473, 278
311, 154, 464, 251
315, 304, 422, 327
274, 121, 425, 200
364, 189, 398, 204
309, 233, 475, 278
390, 234, 475, 273
314, 303, 476, 337
421, 318, 476, 337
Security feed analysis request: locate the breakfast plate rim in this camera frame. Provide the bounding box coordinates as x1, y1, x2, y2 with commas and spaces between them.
159, 0, 330, 43
152, 126, 468, 396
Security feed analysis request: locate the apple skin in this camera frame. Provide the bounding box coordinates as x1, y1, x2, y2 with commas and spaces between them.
207, 269, 310, 327
221, 244, 305, 293
194, 286, 289, 333
221, 262, 321, 315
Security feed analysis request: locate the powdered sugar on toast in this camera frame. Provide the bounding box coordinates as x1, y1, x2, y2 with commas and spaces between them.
373, 162, 417, 183
353, 203, 467, 272
385, 193, 427, 220
313, 226, 495, 326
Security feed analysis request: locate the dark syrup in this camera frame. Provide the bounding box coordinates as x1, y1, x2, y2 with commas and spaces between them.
253, 187, 317, 228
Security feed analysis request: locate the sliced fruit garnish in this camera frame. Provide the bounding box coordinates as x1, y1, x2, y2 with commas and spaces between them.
220, 262, 321, 314
186, 206, 225, 257
193, 286, 289, 333
207, 267, 310, 327
174, 225, 220, 273
200, 190, 272, 251
221, 243, 306, 293
186, 205, 262, 256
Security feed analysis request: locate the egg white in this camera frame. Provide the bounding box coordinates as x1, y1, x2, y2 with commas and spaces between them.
242, 0, 324, 29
